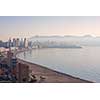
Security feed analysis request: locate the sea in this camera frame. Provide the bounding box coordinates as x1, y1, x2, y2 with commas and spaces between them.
17, 46, 100, 82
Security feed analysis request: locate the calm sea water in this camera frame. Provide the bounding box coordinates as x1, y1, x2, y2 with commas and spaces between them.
17, 47, 100, 82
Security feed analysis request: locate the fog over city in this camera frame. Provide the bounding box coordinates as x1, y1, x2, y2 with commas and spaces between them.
29, 35, 100, 48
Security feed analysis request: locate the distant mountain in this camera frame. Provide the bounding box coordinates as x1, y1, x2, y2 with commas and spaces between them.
82, 34, 94, 38
32, 35, 63, 38
29, 34, 100, 47
30, 34, 95, 39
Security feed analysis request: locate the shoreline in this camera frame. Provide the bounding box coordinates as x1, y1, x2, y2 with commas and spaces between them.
16, 50, 93, 83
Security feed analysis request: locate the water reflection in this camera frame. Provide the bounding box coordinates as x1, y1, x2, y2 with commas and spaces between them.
23, 51, 26, 58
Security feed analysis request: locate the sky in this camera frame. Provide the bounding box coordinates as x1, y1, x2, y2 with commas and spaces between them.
0, 16, 100, 40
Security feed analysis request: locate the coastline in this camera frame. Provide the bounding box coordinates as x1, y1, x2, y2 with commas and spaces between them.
16, 50, 93, 83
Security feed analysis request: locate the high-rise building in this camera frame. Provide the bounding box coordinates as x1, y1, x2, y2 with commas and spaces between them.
16, 38, 20, 48
28, 41, 32, 48
7, 51, 13, 67
19, 38, 23, 48
23, 38, 28, 48
12, 38, 16, 47
16, 63, 29, 82
8, 38, 11, 50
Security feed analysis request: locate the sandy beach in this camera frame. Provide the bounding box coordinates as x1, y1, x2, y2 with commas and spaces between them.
17, 58, 92, 83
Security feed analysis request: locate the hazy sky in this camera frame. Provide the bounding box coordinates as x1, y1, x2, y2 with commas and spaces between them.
0, 16, 100, 40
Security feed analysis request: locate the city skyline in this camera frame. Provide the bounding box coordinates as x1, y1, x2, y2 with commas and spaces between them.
0, 16, 100, 40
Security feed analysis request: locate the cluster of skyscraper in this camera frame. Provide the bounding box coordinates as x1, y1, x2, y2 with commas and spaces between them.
0, 37, 32, 82
0, 37, 33, 49
8, 38, 28, 49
